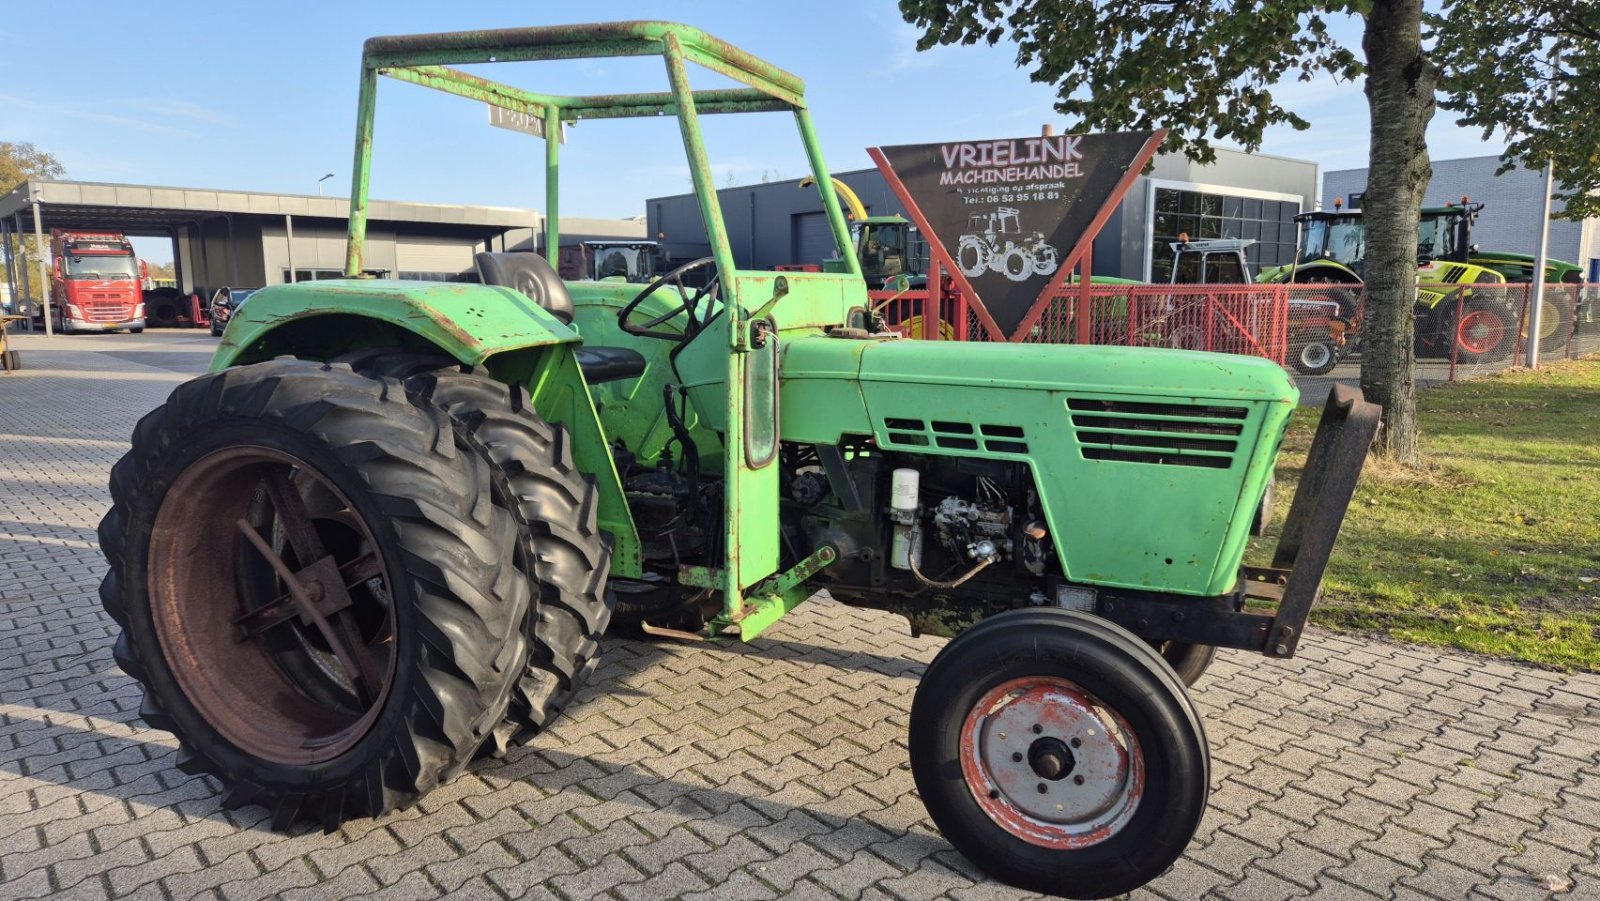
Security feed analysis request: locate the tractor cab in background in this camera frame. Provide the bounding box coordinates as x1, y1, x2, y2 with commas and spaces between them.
1170, 235, 1256, 285
803, 176, 929, 289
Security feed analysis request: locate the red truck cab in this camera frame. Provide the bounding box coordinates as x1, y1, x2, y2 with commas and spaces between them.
48, 230, 146, 333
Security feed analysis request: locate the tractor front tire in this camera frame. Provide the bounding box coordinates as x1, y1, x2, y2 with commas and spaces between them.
340, 352, 613, 748
97, 358, 532, 830
910, 609, 1209, 899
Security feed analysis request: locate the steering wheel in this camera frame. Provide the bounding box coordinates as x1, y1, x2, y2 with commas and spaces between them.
618, 257, 720, 341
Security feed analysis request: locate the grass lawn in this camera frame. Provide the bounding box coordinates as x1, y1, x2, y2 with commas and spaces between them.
1250, 358, 1600, 670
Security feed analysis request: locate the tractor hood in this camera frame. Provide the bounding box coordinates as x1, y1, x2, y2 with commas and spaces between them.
852, 338, 1298, 404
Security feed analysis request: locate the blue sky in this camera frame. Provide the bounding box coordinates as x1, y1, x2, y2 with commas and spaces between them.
5, 1, 1504, 263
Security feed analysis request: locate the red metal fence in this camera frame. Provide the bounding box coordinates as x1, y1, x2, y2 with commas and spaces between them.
870, 284, 1293, 363
869, 281, 1600, 382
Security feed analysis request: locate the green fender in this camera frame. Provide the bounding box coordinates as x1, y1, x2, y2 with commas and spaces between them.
211, 279, 579, 370
208, 279, 644, 577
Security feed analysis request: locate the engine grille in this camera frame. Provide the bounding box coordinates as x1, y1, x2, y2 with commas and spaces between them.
1067, 398, 1245, 469
84, 303, 135, 322
882, 418, 1029, 455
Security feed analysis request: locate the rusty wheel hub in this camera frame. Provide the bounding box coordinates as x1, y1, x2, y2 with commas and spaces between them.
959, 676, 1144, 849
148, 447, 397, 765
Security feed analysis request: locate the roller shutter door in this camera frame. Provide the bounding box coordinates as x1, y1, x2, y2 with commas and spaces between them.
792, 212, 838, 266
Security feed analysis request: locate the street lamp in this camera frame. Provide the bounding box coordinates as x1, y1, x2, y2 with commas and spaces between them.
317, 173, 335, 196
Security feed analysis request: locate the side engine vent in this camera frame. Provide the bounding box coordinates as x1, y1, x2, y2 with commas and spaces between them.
881, 419, 1029, 454
1067, 398, 1244, 469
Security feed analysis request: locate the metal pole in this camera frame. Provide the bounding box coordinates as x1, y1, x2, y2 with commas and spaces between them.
285, 214, 296, 283
225, 213, 239, 285
345, 65, 379, 277
1525, 157, 1554, 368
1525, 47, 1560, 369
16, 213, 32, 325
543, 105, 560, 266
30, 193, 52, 337
1075, 245, 1093, 345
2, 219, 17, 321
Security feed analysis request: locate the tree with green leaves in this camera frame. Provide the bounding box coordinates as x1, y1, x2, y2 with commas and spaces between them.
898, 0, 1598, 463
1, 141, 66, 305
1433, 4, 1600, 218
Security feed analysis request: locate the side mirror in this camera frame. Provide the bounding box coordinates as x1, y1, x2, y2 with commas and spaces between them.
1468, 243, 1480, 255
52, 257, 63, 278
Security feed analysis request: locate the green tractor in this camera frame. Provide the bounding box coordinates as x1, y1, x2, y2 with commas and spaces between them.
801, 175, 930, 290
97, 23, 1378, 899
1267, 200, 1568, 363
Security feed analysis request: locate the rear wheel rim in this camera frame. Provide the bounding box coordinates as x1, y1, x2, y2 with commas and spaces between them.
959, 676, 1145, 849
1458, 310, 1505, 354
1299, 341, 1333, 370
148, 446, 398, 765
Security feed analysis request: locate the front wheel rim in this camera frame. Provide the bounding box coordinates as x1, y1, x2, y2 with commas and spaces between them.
959, 676, 1145, 849
148, 446, 399, 765
1300, 341, 1333, 370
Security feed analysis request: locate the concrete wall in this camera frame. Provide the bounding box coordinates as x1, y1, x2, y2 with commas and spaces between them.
1324, 156, 1598, 271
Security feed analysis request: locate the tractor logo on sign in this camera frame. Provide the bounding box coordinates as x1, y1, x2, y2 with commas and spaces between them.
956, 207, 1059, 282
871, 130, 1163, 340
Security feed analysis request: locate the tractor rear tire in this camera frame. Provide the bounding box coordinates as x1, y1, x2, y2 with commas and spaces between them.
339, 351, 613, 748
910, 608, 1209, 899
97, 358, 532, 830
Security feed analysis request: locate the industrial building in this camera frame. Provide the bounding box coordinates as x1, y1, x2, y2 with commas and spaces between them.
647, 146, 1319, 282
1324, 156, 1600, 280
0, 179, 643, 315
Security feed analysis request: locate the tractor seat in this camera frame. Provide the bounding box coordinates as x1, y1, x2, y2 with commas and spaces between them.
475, 252, 575, 323
474, 251, 647, 385
574, 346, 647, 384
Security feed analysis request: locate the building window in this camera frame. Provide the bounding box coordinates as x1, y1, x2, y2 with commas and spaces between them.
1150, 187, 1301, 282
396, 270, 477, 283
282, 269, 347, 283
283, 268, 479, 283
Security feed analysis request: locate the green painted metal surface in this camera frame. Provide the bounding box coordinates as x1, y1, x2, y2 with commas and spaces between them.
853, 340, 1295, 596
211, 280, 578, 370
779, 337, 1295, 597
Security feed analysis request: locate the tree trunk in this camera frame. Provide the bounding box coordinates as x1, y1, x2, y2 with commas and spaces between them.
1360, 0, 1435, 465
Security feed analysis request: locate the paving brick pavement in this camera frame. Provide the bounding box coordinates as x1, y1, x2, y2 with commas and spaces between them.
2, 332, 1598, 900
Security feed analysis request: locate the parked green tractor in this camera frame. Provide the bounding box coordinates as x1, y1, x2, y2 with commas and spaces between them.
96, 23, 1378, 899
1258, 201, 1560, 362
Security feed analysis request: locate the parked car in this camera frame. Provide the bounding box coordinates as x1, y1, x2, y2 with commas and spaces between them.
208, 287, 260, 336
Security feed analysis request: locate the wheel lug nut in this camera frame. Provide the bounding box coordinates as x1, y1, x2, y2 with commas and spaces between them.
1070, 736, 1082, 748
1037, 783, 1048, 794
1074, 775, 1085, 785
1012, 752, 1023, 762
1032, 724, 1043, 734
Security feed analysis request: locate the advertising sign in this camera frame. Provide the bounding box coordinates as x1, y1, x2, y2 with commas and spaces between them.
870, 130, 1162, 339
487, 104, 566, 142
